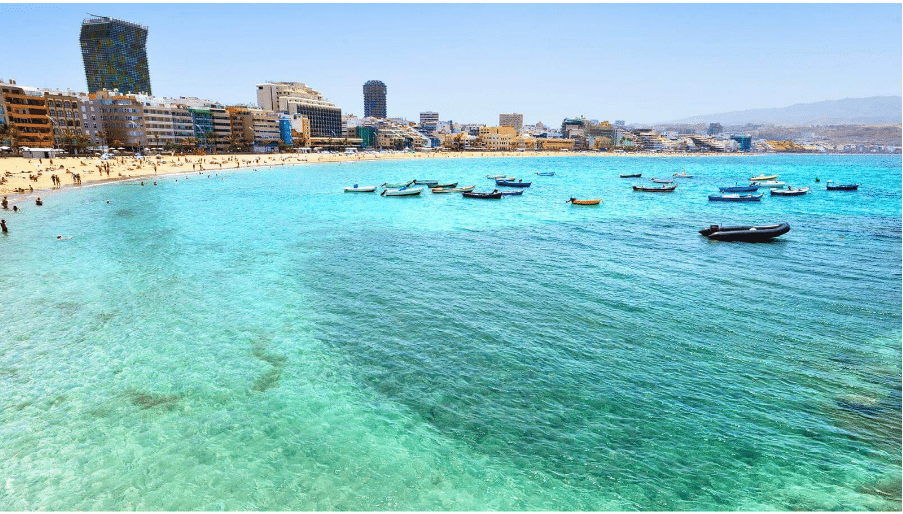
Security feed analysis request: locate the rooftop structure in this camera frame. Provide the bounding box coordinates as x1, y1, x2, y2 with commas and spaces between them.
80, 16, 151, 94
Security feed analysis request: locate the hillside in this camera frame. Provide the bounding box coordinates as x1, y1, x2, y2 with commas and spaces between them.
665, 96, 901, 126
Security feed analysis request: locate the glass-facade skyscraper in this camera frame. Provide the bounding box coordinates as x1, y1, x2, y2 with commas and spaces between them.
80, 16, 152, 95
363, 80, 386, 119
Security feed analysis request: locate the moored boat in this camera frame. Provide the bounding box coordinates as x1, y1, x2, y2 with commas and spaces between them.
496, 179, 531, 187
381, 180, 414, 188
431, 185, 475, 193
651, 178, 675, 184
619, 173, 642, 178
462, 190, 502, 199
673, 171, 694, 178
432, 182, 458, 189
487, 175, 516, 180
381, 187, 423, 196
708, 193, 763, 202
567, 198, 601, 205
751, 180, 786, 189
719, 185, 760, 193
499, 190, 523, 196
413, 179, 439, 186
771, 187, 810, 196
535, 171, 555, 176
750, 174, 778, 181
699, 222, 791, 242
633, 184, 677, 192
826, 180, 860, 191
344, 184, 377, 192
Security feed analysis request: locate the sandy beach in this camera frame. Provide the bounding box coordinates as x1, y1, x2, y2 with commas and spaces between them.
0, 149, 740, 206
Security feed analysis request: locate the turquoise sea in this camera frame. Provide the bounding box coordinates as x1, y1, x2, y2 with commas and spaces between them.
0, 154, 900, 510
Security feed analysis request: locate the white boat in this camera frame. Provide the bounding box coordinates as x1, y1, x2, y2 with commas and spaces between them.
343, 185, 377, 192
381, 187, 423, 197
750, 180, 786, 189
673, 172, 694, 178
431, 185, 475, 193
486, 175, 516, 180
750, 174, 778, 181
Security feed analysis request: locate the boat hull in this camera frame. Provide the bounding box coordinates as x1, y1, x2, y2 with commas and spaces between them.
496, 180, 531, 187
462, 191, 502, 199
431, 185, 475, 193
827, 184, 859, 191
708, 194, 763, 202
651, 178, 675, 184
383, 187, 423, 196
749, 174, 778, 181
633, 185, 677, 192
700, 223, 790, 242
569, 198, 601, 205
751, 181, 786, 189
499, 190, 523, 196
344, 186, 377, 192
619, 173, 642, 178
535, 172, 555, 176
719, 185, 759, 193
771, 188, 810, 196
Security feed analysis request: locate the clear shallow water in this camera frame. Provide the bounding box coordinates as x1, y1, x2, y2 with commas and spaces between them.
0, 154, 900, 510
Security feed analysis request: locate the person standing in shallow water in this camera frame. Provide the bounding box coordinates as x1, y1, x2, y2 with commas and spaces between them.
1, 219, 7, 233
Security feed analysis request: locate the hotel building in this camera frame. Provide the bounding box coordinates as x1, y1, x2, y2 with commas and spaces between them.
0, 79, 54, 148
363, 80, 387, 119
256, 82, 342, 138
499, 113, 523, 133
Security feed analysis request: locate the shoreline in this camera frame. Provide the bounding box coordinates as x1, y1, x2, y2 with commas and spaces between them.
0, 150, 757, 205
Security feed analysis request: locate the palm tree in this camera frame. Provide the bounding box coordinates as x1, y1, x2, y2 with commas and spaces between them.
204, 130, 218, 154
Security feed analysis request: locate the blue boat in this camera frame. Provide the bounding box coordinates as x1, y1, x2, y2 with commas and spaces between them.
499, 190, 523, 196
719, 185, 760, 193
496, 179, 531, 187
708, 193, 763, 202
535, 172, 555, 176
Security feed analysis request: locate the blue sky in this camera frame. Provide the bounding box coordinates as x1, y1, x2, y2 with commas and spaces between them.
1, 3, 900, 125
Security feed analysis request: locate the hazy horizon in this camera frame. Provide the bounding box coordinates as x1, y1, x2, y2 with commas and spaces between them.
1, 3, 900, 125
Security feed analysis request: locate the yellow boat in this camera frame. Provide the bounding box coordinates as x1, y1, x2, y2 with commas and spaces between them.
749, 174, 777, 181
568, 198, 601, 205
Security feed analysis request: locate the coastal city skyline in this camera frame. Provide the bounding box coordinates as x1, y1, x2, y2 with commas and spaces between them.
1, 3, 900, 125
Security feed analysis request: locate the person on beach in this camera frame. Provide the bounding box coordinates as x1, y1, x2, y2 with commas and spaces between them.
2, 196, 7, 209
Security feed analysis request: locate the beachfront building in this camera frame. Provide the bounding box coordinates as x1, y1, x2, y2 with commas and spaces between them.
80, 16, 152, 95
536, 138, 575, 151
42, 90, 86, 148
93, 89, 147, 150
189, 106, 230, 152
419, 111, 439, 133
477, 126, 517, 151
363, 80, 387, 119
227, 106, 281, 151
279, 115, 292, 146
499, 113, 523, 133
257, 82, 342, 138
0, 80, 54, 149
77, 93, 105, 148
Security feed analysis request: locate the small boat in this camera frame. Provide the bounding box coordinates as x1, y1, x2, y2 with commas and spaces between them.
771, 187, 810, 196
633, 184, 677, 192
499, 190, 523, 196
673, 171, 694, 178
432, 185, 475, 193
413, 179, 438, 186
381, 187, 423, 197
750, 174, 778, 181
535, 172, 555, 176
462, 190, 502, 199
751, 180, 786, 189
487, 175, 516, 180
344, 184, 377, 192
430, 182, 458, 189
619, 173, 642, 178
381, 180, 414, 188
496, 179, 531, 187
699, 222, 791, 242
719, 185, 760, 193
708, 193, 763, 202
568, 198, 601, 205
826, 181, 859, 191
651, 178, 675, 184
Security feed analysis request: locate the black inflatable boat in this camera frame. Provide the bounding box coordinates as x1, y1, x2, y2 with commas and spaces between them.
699, 222, 790, 242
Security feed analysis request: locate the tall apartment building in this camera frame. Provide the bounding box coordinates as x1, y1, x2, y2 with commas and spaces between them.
499, 113, 524, 132
0, 80, 53, 148
363, 80, 387, 119
93, 89, 146, 149
226, 106, 280, 148
256, 82, 342, 138
419, 111, 439, 132
80, 16, 152, 94
77, 93, 104, 146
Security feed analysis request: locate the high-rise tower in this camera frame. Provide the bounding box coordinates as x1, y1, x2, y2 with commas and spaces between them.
80, 16, 152, 94
363, 80, 386, 119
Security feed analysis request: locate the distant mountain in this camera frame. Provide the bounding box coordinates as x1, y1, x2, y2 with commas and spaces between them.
663, 96, 902, 126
